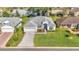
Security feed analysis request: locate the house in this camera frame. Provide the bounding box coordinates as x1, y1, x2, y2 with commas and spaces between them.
24, 16, 56, 32
0, 8, 4, 17
0, 17, 22, 32
69, 8, 79, 16
56, 17, 79, 29
11, 9, 30, 17
48, 8, 65, 16
56, 17, 67, 27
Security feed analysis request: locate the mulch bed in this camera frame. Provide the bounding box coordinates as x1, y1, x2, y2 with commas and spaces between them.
37, 29, 45, 32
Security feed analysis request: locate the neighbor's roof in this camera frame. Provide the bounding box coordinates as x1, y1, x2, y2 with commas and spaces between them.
56, 17, 79, 25
56, 17, 67, 24
61, 17, 79, 24
0, 17, 22, 27
16, 9, 28, 15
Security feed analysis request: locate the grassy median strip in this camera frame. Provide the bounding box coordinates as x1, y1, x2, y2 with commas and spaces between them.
6, 26, 24, 47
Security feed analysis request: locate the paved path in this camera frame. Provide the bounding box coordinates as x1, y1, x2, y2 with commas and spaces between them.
0, 32, 13, 48
18, 31, 35, 47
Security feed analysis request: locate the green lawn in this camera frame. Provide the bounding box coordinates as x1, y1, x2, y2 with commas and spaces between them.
34, 28, 79, 47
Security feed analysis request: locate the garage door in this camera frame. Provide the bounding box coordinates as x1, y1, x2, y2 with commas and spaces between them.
24, 27, 37, 32
1, 25, 14, 32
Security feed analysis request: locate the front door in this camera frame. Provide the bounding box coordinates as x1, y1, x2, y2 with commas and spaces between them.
44, 23, 48, 31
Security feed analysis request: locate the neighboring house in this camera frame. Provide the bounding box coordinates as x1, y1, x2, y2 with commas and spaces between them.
24, 16, 56, 32
69, 8, 79, 16
0, 9, 3, 17
51, 9, 63, 14
48, 8, 64, 16
56, 17, 67, 27
11, 9, 17, 16
0, 12, 3, 17
12, 9, 30, 17
56, 17, 79, 29
0, 17, 22, 32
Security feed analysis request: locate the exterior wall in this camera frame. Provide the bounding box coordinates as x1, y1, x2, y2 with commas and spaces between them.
24, 27, 37, 32
1, 27, 14, 32
11, 9, 17, 16
59, 25, 69, 29
59, 24, 77, 29
74, 12, 79, 16
51, 10, 63, 14
71, 24, 77, 29
52, 26, 56, 30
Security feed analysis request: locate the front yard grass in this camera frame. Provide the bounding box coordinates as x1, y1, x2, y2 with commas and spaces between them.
34, 28, 79, 47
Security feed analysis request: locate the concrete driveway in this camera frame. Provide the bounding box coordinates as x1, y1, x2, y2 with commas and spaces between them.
18, 31, 35, 47
0, 32, 13, 48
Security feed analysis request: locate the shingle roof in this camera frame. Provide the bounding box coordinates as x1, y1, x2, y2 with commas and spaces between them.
61, 17, 79, 24
24, 16, 56, 29
56, 17, 79, 25
16, 9, 28, 15
0, 17, 22, 27
56, 17, 67, 25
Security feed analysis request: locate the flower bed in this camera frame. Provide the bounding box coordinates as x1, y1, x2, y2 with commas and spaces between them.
37, 29, 45, 32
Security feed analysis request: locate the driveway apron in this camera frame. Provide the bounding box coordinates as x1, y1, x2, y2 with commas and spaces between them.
18, 31, 35, 47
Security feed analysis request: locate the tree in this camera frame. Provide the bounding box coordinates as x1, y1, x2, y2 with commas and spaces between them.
28, 7, 49, 16
3, 11, 10, 17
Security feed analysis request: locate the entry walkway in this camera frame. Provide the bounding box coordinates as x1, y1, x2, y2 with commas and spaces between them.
18, 31, 35, 47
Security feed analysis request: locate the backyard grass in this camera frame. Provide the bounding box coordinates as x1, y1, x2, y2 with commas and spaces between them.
6, 16, 29, 47
34, 28, 79, 47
